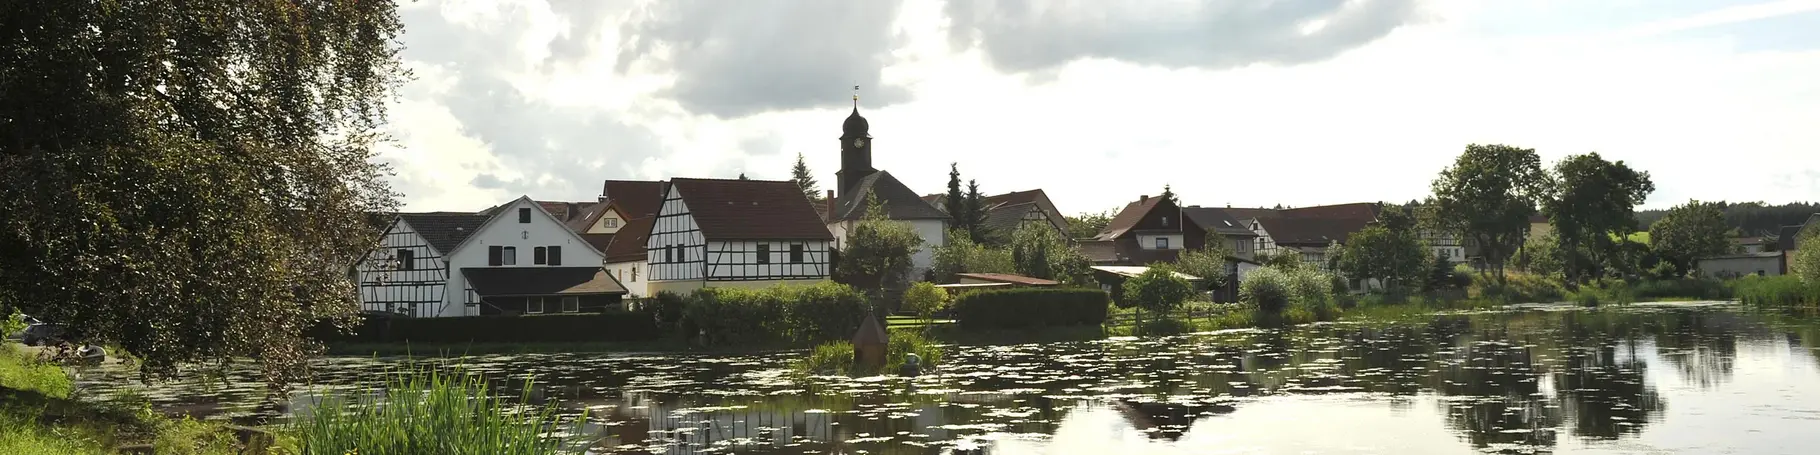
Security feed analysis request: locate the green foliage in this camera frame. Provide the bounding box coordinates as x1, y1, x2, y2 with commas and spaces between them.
1731, 275, 1820, 307
1174, 247, 1231, 291
1009, 223, 1090, 283
1335, 224, 1430, 291
1160, 184, 1179, 205
1, 346, 73, 399
1648, 200, 1732, 277
929, 231, 1016, 282
1286, 268, 1340, 318
1635, 201, 1820, 237
683, 282, 870, 346
1257, 249, 1306, 271
1518, 231, 1566, 278
0, 311, 24, 340
649, 291, 689, 334
902, 282, 950, 324
0, 0, 407, 390
1793, 226, 1820, 283
1240, 268, 1292, 314
1424, 252, 1463, 292
1122, 267, 1195, 314
963, 179, 988, 243
944, 163, 966, 227
793, 341, 855, 375
886, 330, 943, 374
1066, 210, 1115, 240
793, 331, 942, 376
0, 408, 106, 455
311, 312, 662, 344
1471, 272, 1567, 303
837, 193, 924, 292
791, 152, 819, 200
952, 288, 1110, 329
1543, 153, 1655, 283
1430, 144, 1549, 285
291, 366, 573, 455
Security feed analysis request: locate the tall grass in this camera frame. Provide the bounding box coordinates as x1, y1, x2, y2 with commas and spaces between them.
0, 409, 107, 455
1731, 275, 1820, 308
793, 331, 943, 376
0, 345, 71, 398
290, 366, 576, 455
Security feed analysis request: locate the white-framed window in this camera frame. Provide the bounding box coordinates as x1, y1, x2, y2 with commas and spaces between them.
527, 297, 545, 314
561, 296, 579, 313
1156, 237, 1169, 249
502, 247, 517, 265
603, 217, 619, 228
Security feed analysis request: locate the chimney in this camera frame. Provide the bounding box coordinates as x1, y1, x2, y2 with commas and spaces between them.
825, 190, 837, 222
1140, 195, 1150, 201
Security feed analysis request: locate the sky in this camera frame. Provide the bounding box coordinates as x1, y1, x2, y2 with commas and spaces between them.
381, 0, 1820, 217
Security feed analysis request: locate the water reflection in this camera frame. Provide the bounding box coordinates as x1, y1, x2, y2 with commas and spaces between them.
73, 302, 1820, 454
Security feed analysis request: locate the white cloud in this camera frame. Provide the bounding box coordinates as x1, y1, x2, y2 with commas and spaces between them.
384, 0, 1820, 215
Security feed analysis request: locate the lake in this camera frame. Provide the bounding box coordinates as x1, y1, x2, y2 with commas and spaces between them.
75, 301, 1820, 454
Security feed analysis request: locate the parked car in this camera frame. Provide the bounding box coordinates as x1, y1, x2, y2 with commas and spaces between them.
20, 317, 66, 346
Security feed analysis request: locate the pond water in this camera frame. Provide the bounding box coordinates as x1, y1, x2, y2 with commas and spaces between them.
75, 302, 1820, 454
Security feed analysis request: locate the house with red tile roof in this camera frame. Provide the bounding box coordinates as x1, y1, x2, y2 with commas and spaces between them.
592, 180, 666, 298
646, 178, 836, 294
1080, 194, 1205, 266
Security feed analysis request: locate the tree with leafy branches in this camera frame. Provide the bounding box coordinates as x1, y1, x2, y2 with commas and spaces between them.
1335, 224, 1429, 292
1067, 210, 1115, 240
836, 193, 925, 294
1647, 200, 1731, 277
1123, 265, 1195, 315
1009, 223, 1090, 283
902, 281, 950, 325
1542, 152, 1654, 283
1792, 226, 1820, 283
929, 229, 1015, 283
791, 152, 819, 200
0, 0, 405, 389
1429, 144, 1549, 286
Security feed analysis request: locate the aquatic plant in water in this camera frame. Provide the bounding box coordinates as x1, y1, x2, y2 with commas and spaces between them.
290, 365, 576, 455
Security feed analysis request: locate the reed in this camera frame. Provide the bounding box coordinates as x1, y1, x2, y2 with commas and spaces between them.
289, 365, 577, 455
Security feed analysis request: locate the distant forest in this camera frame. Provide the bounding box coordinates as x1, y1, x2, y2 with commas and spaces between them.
1633, 202, 1820, 235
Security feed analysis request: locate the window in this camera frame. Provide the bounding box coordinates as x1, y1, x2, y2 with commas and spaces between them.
502, 247, 517, 265
756, 244, 771, 264
603, 217, 618, 228
664, 245, 673, 263
631, 266, 638, 282
548, 246, 562, 266
395, 248, 414, 270
1156, 237, 1169, 249
789, 244, 805, 263
527, 297, 545, 314
488, 245, 503, 266
561, 297, 579, 313
1161, 217, 1169, 227
518, 207, 532, 223
534, 247, 547, 265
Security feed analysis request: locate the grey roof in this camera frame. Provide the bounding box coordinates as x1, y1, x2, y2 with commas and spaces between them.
1182, 207, 1259, 237
981, 202, 1039, 235
397, 213, 490, 255
831, 170, 949, 221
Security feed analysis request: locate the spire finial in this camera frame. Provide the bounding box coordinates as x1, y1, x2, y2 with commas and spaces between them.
852, 84, 859, 109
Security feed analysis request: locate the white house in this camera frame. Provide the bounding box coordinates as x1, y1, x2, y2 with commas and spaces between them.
646, 178, 836, 294
355, 196, 627, 317
591, 180, 666, 298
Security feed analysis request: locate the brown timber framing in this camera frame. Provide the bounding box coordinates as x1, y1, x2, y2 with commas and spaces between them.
703, 240, 831, 281
357, 227, 450, 317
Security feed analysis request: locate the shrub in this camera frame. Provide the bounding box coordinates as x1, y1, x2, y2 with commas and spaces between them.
952, 288, 1110, 329
1731, 275, 1820, 307
1630, 278, 1730, 301
902, 282, 950, 323
1123, 267, 1195, 314
311, 311, 661, 344
1, 345, 72, 399
782, 282, 872, 343
0, 311, 24, 339
793, 341, 854, 375
886, 330, 942, 374
1240, 268, 1292, 314
678, 282, 871, 346
648, 291, 688, 334
792, 331, 942, 377
291, 366, 575, 455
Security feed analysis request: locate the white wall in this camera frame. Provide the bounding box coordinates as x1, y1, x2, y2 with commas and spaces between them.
909, 219, 946, 276
647, 185, 706, 282
605, 259, 648, 298
1698, 255, 1783, 279
446, 198, 606, 317
355, 219, 451, 318
1136, 233, 1185, 250
703, 240, 834, 280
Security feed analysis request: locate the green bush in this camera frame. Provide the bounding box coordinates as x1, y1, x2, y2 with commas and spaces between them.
1731, 275, 1820, 307
683, 282, 870, 346
291, 366, 574, 455
1, 311, 24, 339
792, 341, 854, 375
952, 288, 1110, 329
886, 330, 942, 374
648, 291, 688, 334
1473, 272, 1567, 303
312, 311, 661, 344
1630, 278, 1730, 301
792, 331, 942, 376
1122, 267, 1195, 314
902, 281, 949, 323
1240, 268, 1293, 314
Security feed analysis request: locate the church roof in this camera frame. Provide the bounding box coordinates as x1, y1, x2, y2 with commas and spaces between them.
843, 107, 869, 138
830, 171, 950, 222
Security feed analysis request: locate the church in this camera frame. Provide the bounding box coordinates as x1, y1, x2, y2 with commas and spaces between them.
821, 91, 950, 279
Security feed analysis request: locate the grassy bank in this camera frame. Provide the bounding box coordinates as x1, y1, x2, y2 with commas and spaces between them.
0, 344, 248, 455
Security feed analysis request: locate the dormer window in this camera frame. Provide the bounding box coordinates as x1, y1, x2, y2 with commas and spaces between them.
603, 217, 618, 228
1161, 217, 1169, 227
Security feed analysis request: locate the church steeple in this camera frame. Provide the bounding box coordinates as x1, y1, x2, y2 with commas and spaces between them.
836, 85, 874, 200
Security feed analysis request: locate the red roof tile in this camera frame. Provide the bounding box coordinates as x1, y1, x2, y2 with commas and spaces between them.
602, 180, 665, 219
669, 178, 834, 240
603, 215, 654, 263
956, 273, 1059, 286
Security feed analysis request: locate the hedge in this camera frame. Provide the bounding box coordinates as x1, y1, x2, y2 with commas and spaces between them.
312, 311, 661, 344
679, 281, 871, 346
952, 288, 1110, 329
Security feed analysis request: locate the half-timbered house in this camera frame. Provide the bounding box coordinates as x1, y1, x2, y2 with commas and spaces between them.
646, 178, 835, 294
356, 212, 489, 317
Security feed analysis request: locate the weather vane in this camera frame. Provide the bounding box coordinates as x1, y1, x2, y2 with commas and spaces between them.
852, 84, 860, 108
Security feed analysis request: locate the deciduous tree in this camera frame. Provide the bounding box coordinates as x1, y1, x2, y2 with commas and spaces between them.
0, 0, 406, 388
929, 230, 1015, 283
1010, 223, 1089, 283
1066, 210, 1115, 240
902, 281, 949, 325
836, 194, 924, 293
1542, 152, 1654, 283
1335, 224, 1429, 292
1430, 144, 1549, 286
1124, 266, 1195, 315
1648, 200, 1731, 277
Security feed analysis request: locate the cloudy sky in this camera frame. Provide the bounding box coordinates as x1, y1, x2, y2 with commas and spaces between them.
382, 0, 1820, 216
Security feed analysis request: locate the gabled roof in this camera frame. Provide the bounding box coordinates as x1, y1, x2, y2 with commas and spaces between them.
669, 178, 834, 240
563, 200, 618, 233
579, 233, 615, 253
460, 267, 627, 297
603, 215, 654, 264
981, 202, 1042, 235
1254, 215, 1376, 247
445, 196, 615, 257
602, 180, 665, 219
1181, 207, 1258, 237
1095, 197, 1167, 241
396, 213, 491, 255
830, 171, 949, 221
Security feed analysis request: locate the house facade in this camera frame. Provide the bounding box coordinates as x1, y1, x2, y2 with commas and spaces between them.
356, 212, 489, 317
1182, 206, 1260, 259
594, 180, 666, 298
647, 178, 836, 294
923, 189, 1070, 241
1082, 195, 1205, 265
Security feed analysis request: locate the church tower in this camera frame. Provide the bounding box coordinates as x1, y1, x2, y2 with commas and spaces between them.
835, 87, 874, 200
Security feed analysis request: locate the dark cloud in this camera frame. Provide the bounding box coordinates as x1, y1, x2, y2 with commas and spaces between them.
944, 0, 1422, 73
615, 0, 912, 119
397, 1, 664, 202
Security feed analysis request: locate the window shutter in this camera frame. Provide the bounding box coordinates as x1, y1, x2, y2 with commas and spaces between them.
549, 246, 562, 265
518, 207, 532, 223
489, 246, 503, 266
534, 247, 547, 265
